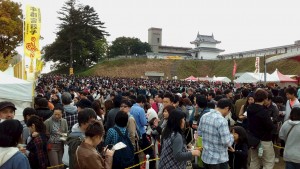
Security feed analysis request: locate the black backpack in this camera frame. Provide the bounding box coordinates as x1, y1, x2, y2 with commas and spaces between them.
112, 127, 135, 169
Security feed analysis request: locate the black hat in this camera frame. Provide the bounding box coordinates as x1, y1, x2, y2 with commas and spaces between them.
0, 101, 17, 111
76, 99, 92, 108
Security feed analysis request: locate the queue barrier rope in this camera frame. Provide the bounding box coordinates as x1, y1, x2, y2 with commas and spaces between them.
273, 145, 284, 149
47, 164, 64, 169
125, 158, 160, 169
134, 144, 153, 155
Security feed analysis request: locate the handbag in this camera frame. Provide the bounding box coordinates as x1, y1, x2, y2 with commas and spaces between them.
62, 144, 69, 166
246, 130, 260, 149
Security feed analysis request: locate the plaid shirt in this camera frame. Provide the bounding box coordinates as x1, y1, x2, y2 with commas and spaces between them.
105, 125, 127, 145
63, 112, 78, 132
198, 109, 234, 164
159, 133, 187, 169
27, 133, 49, 169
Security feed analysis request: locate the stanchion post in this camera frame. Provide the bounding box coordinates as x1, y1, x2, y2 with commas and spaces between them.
154, 140, 159, 169
145, 154, 150, 169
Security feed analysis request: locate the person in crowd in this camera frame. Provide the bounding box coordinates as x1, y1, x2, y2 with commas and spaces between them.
224, 89, 237, 126
35, 98, 53, 121
274, 96, 286, 124
159, 92, 175, 120
130, 95, 155, 168
181, 98, 194, 123
159, 105, 176, 132
187, 88, 196, 105
62, 92, 78, 131
0, 119, 31, 169
105, 111, 134, 169
92, 100, 105, 121
0, 101, 16, 122
67, 108, 97, 169
228, 126, 249, 169
105, 94, 122, 130
145, 102, 158, 126
198, 98, 234, 169
279, 107, 300, 169
159, 109, 201, 168
235, 89, 250, 126
76, 98, 92, 112
265, 91, 280, 162
26, 115, 49, 169
44, 106, 68, 168
150, 97, 158, 113
191, 95, 210, 130
284, 87, 300, 122
50, 94, 63, 108
207, 92, 217, 105
273, 96, 286, 157
238, 93, 255, 130
120, 100, 137, 150
103, 99, 114, 125
75, 121, 114, 169
22, 107, 37, 144
154, 93, 164, 119
247, 89, 275, 169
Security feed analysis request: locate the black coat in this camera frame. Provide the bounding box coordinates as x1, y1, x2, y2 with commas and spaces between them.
229, 142, 248, 169
247, 103, 273, 141
35, 108, 53, 121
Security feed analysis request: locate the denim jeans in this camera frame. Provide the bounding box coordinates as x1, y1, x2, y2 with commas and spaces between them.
286, 161, 300, 169
203, 162, 228, 169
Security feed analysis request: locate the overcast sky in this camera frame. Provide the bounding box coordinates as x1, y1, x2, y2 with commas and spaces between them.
14, 0, 300, 72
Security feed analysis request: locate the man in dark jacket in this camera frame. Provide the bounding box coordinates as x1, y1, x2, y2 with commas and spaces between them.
247, 89, 275, 169
35, 98, 52, 121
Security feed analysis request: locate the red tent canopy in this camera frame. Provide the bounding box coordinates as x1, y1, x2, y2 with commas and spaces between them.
185, 76, 198, 81
271, 69, 297, 83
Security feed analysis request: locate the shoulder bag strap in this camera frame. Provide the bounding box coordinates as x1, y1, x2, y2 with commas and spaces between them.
286, 125, 296, 140
114, 127, 124, 138
76, 146, 82, 169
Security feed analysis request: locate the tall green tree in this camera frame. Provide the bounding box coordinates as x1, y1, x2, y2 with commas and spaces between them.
44, 0, 108, 69
109, 37, 151, 58
0, 0, 22, 70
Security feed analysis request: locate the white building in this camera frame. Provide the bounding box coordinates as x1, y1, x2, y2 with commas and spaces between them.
188, 33, 225, 60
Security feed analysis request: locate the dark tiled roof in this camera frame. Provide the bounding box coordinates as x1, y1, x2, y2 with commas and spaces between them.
192, 34, 220, 43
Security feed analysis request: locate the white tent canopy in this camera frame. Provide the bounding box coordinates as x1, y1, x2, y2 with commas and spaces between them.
212, 76, 231, 83
234, 72, 272, 83
0, 72, 33, 120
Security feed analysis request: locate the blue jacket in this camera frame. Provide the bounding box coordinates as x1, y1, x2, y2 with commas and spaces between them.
0, 150, 30, 169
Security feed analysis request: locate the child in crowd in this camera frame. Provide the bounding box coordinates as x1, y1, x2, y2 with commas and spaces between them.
228, 126, 248, 169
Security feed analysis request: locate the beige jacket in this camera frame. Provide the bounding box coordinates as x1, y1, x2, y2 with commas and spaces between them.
127, 116, 137, 148
75, 142, 113, 169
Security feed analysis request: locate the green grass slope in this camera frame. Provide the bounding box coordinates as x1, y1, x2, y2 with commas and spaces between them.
78, 57, 300, 79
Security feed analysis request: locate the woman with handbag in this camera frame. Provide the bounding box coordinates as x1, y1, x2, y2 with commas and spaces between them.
159, 109, 201, 169
279, 107, 300, 169
44, 106, 68, 168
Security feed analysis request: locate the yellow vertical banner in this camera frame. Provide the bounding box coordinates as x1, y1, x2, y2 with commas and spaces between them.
24, 5, 41, 81
36, 59, 43, 72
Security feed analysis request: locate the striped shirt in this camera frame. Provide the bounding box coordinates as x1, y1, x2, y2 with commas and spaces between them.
198, 109, 234, 164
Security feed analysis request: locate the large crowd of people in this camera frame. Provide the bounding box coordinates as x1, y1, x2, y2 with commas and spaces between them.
0, 74, 300, 169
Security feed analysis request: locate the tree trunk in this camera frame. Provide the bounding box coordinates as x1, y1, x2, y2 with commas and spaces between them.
70, 41, 73, 68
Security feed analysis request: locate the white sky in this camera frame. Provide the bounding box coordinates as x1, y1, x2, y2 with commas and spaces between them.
14, 0, 300, 72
